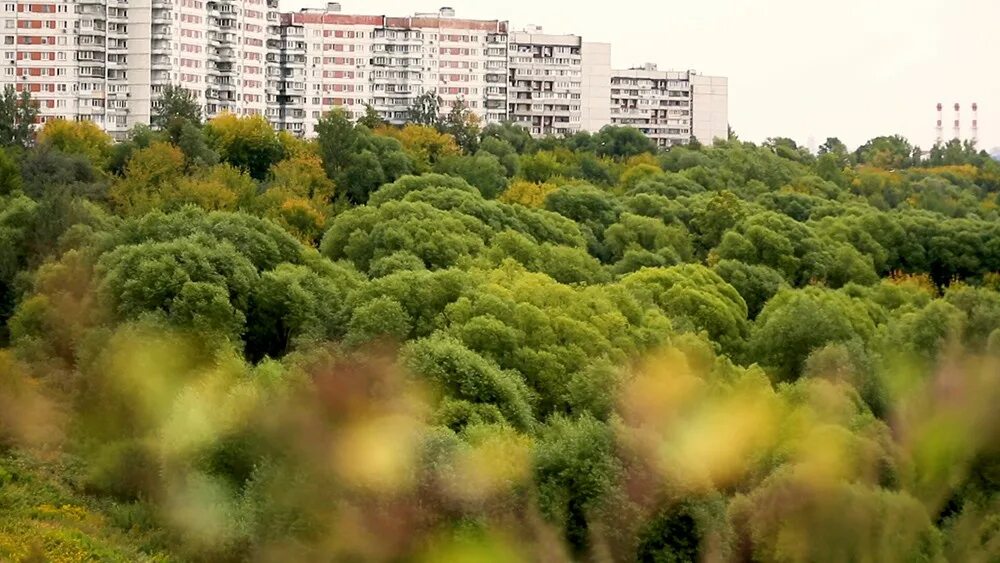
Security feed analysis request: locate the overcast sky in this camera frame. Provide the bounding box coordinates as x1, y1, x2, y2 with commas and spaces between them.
284, 0, 999, 152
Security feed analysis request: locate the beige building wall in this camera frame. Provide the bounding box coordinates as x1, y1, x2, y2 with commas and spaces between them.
580, 41, 611, 133
691, 73, 728, 144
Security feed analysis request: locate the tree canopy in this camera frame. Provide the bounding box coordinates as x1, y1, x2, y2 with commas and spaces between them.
0, 98, 998, 562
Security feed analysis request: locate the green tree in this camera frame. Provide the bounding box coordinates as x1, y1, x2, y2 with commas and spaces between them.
764, 137, 814, 164
442, 99, 481, 153
478, 136, 520, 177
0, 86, 38, 149
315, 109, 415, 203
407, 92, 442, 126
750, 287, 877, 380
245, 262, 362, 361
855, 135, 914, 169
403, 332, 534, 430
0, 148, 22, 196
434, 153, 508, 199
37, 119, 113, 168
152, 84, 203, 129
482, 121, 535, 154
534, 414, 620, 553
623, 264, 750, 356
205, 113, 285, 180
357, 104, 386, 129
592, 126, 657, 159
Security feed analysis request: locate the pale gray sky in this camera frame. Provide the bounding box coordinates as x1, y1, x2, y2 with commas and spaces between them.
284, 0, 1000, 152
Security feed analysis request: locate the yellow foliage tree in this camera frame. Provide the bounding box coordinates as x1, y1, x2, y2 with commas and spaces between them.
37, 119, 113, 167
258, 155, 334, 244
110, 141, 186, 215
205, 113, 285, 179
278, 130, 319, 159
375, 124, 459, 171
276, 197, 327, 243
267, 154, 336, 202
624, 153, 660, 168
173, 164, 256, 211
499, 180, 557, 208
619, 163, 664, 192
111, 143, 255, 215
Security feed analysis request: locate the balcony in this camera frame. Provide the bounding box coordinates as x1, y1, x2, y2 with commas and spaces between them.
371, 32, 422, 45
78, 68, 107, 79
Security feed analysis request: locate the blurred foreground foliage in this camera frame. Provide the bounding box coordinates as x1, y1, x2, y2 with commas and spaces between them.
0, 114, 999, 561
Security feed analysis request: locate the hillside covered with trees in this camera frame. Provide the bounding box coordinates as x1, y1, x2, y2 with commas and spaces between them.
0, 88, 998, 561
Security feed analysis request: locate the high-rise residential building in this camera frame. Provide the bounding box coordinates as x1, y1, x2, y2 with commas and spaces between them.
611, 64, 728, 147
0, 1, 726, 145
165, 0, 272, 122
0, 0, 274, 138
507, 26, 610, 137
274, 4, 507, 138
0, 1, 106, 128
399, 8, 508, 123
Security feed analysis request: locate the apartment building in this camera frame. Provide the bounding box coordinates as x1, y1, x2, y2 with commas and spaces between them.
0, 1, 104, 127
275, 4, 507, 137
507, 26, 610, 137
0, 0, 275, 138
0, 2, 726, 145
403, 8, 508, 123
611, 64, 728, 147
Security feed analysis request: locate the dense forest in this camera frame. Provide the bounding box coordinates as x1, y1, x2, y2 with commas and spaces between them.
0, 87, 998, 562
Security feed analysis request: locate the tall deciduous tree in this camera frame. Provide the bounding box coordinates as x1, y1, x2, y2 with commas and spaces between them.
205, 113, 285, 180
407, 92, 442, 126
0, 86, 38, 149
357, 104, 386, 129
37, 119, 113, 168
442, 99, 481, 154
152, 84, 203, 129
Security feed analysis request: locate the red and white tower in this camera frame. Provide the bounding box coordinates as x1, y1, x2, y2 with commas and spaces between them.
936, 103, 943, 144
971, 102, 979, 145
953, 103, 962, 140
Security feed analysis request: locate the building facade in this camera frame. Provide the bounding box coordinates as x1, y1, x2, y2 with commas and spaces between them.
690, 73, 728, 144
0, 0, 274, 138
275, 4, 508, 138
611, 64, 728, 147
507, 27, 610, 137
0, 1, 727, 145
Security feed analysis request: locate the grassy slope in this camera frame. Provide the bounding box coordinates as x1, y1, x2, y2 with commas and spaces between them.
0, 450, 174, 563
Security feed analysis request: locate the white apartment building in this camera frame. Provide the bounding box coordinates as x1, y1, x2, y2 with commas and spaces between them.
507, 26, 610, 137
0, 1, 107, 128
276, 4, 508, 137
404, 9, 508, 123
0, 0, 274, 138
611, 64, 728, 146
0, 2, 727, 145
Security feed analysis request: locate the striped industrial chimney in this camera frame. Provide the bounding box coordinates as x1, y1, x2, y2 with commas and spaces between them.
953, 103, 962, 140
936, 103, 943, 144
971, 102, 979, 145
